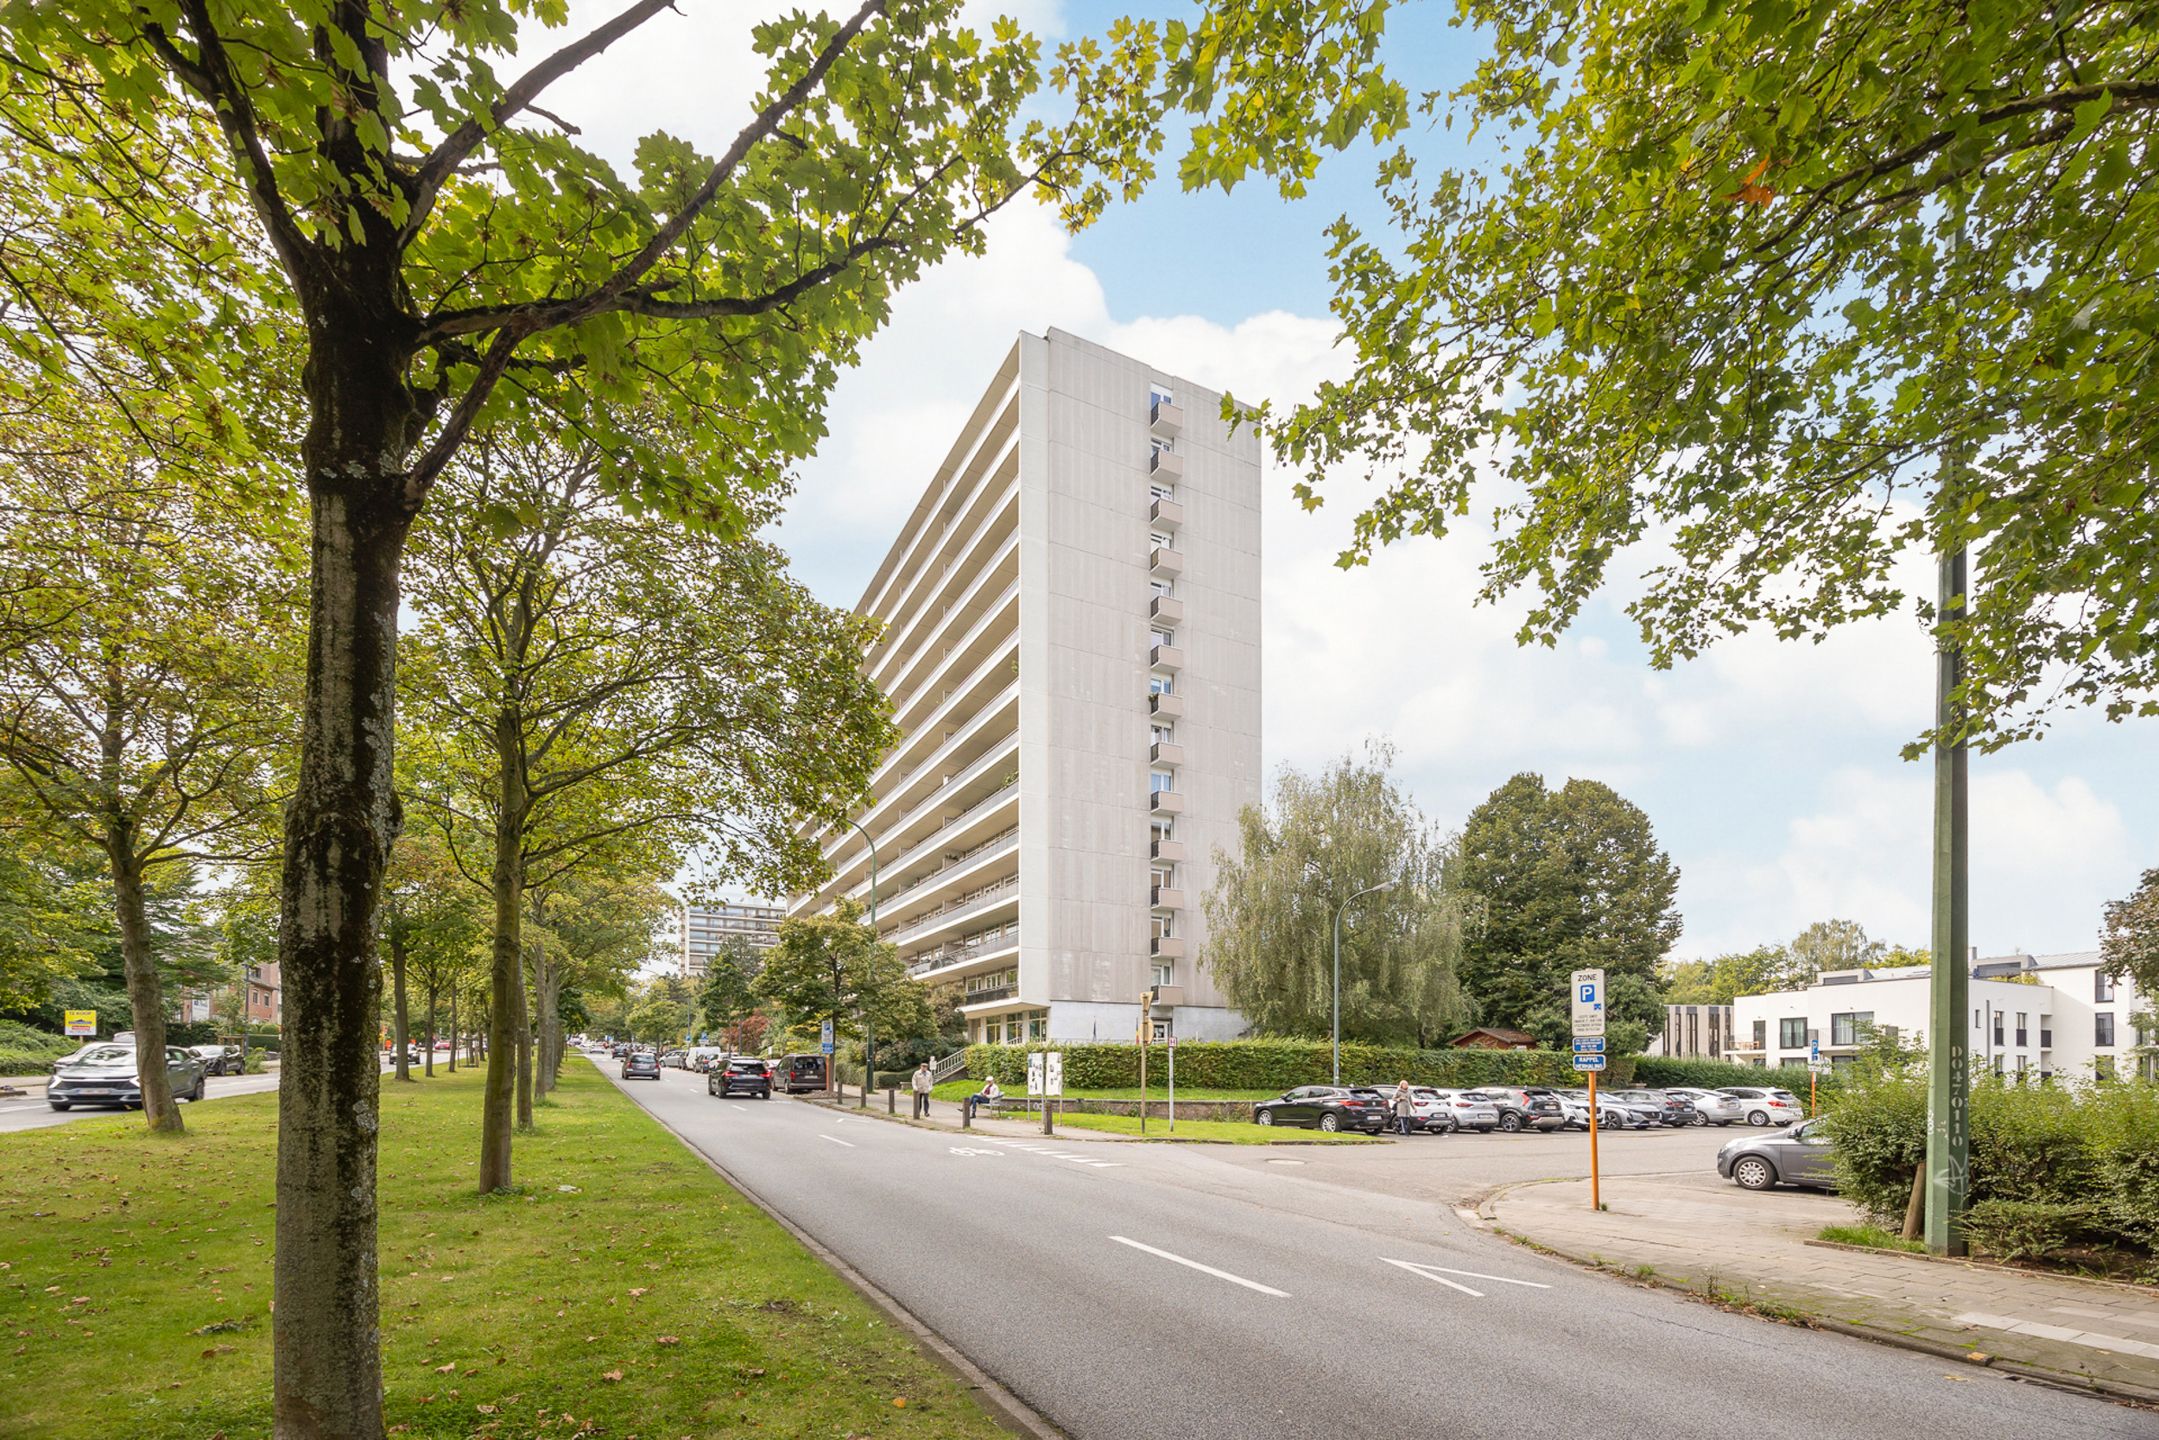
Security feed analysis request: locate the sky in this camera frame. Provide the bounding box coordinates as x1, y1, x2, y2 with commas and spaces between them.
553, 0, 2155, 963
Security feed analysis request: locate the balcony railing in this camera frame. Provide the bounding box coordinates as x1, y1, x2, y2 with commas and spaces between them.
1150, 790, 1184, 816
1150, 397, 1184, 435
890, 875, 1019, 946
1149, 497, 1184, 530
1149, 594, 1183, 626
959, 984, 1017, 1007
843, 780, 1018, 907
1151, 837, 1185, 864
907, 923, 1018, 977
1149, 448, 1185, 480
878, 828, 1018, 918
1150, 545, 1184, 579
1151, 935, 1186, 959
1150, 691, 1183, 720
1150, 642, 1185, 672
1150, 740, 1184, 768
1151, 887, 1186, 911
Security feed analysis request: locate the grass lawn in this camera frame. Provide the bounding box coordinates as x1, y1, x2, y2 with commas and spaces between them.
928, 1081, 1276, 1104
1049, 1113, 1382, 1144
0, 1065, 1012, 1440
1817, 1223, 1926, 1254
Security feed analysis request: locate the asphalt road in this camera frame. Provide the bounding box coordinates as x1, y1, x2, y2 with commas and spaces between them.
594, 1057, 2154, 1440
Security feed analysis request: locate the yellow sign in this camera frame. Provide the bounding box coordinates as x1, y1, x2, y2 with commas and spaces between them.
64, 1009, 97, 1037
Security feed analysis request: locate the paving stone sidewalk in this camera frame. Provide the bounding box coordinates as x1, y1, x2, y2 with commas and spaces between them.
1488, 1171, 2159, 1403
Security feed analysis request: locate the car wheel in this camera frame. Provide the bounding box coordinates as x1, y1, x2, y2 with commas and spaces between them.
1256, 1109, 1274, 1126
1748, 1109, 1770, 1127
1318, 1112, 1341, 1133
48, 1101, 70, 1111
1497, 1112, 1522, 1133
1732, 1155, 1777, 1191
191, 1076, 206, 1102
1691, 1111, 1709, 1126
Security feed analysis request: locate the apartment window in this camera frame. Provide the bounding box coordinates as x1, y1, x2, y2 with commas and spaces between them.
1151, 914, 1173, 939
2015, 1012, 2028, 1047
1028, 1014, 1047, 1042
1150, 770, 1174, 793
1150, 578, 1174, 596
2096, 972, 2116, 1003
2015, 1054, 2028, 1074
1152, 962, 1173, 988
1751, 1019, 1766, 1050
2097, 1013, 2117, 1047
2041, 1017, 2054, 1047
1992, 1055, 2005, 1075
1778, 1017, 1807, 1050
1150, 481, 1176, 502
2097, 1055, 2118, 1080
1780, 1057, 1807, 1070
1151, 724, 1175, 746
1151, 868, 1174, 893
1151, 437, 1173, 459
1992, 1012, 2004, 1047
1150, 1018, 1172, 1041
1151, 384, 1174, 406
1149, 674, 1173, 695
1830, 1011, 1872, 1047
1152, 628, 1176, 648
1150, 530, 1174, 549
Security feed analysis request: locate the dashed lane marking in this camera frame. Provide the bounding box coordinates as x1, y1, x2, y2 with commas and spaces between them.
1110, 1236, 1290, 1298
1380, 1257, 1551, 1298
818, 1134, 856, 1149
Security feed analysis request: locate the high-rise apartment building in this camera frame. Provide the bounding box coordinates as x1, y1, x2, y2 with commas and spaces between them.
790, 329, 1260, 1044
680, 902, 785, 979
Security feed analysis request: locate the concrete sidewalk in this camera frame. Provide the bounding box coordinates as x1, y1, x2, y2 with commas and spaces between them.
1488, 1171, 2159, 1404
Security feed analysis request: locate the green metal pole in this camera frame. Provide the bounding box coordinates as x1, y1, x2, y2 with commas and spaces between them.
1331, 905, 1342, 1086
850, 820, 878, 1109
1924, 543, 1971, 1256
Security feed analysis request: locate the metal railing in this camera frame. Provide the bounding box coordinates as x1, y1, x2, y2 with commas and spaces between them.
891, 875, 1019, 946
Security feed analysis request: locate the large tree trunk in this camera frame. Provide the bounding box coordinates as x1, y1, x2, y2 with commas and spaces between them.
423, 984, 436, 1077
446, 989, 456, 1073
478, 707, 525, 1191
388, 932, 411, 1083
273, 461, 411, 1440
515, 939, 534, 1128
107, 838, 182, 1133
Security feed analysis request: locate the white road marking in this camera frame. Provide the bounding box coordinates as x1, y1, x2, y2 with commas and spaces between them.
1380, 1258, 1483, 1296
949, 1147, 1004, 1157
1381, 1257, 1551, 1295
731, 1104, 748, 1112
1110, 1237, 1289, 1298
818, 1134, 856, 1149
1265, 1159, 1305, 1166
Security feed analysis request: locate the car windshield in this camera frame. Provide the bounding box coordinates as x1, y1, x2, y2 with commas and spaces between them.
69, 1045, 135, 1065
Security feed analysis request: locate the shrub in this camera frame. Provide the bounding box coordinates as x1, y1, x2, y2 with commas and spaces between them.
1634, 1056, 1818, 1092
0, 1020, 78, 1075
1821, 1069, 1929, 1223
1963, 1199, 2099, 1262
2085, 1080, 2159, 1253
960, 1039, 1603, 1091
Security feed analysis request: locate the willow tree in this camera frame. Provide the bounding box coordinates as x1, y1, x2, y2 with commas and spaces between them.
1201, 743, 1472, 1048
403, 430, 889, 1191
1, 1, 1412, 1428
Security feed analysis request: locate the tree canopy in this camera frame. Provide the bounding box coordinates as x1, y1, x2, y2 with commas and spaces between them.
1453, 772, 1679, 1051
1264, 0, 2159, 753
2102, 868, 2159, 1001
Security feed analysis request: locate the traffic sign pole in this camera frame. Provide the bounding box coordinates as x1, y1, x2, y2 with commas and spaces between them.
1572, 967, 1606, 1213
1167, 1033, 1176, 1133
1588, 1070, 1601, 1211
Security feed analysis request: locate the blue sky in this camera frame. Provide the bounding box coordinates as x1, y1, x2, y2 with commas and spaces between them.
559, 1, 2156, 960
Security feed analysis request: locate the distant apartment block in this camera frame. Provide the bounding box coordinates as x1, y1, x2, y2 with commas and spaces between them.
681, 902, 785, 979
791, 329, 1260, 1045
1729, 952, 2148, 1081
1652, 1003, 1734, 1061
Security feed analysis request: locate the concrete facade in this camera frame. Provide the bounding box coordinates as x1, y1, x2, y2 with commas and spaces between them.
680, 902, 784, 979
791, 330, 1260, 1044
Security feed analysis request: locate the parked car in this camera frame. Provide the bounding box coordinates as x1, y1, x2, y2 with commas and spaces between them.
1563, 1088, 1658, 1128
1611, 1088, 1695, 1127
1252, 1085, 1391, 1133
779, 1053, 829, 1093
710, 1056, 772, 1099
1718, 1118, 1838, 1191
1719, 1087, 1806, 1127
621, 1051, 662, 1080
190, 1043, 245, 1076
1467, 1086, 1566, 1133
1552, 1090, 1627, 1130
1425, 1088, 1501, 1133
47, 1043, 205, 1110
1663, 1086, 1746, 1126
1391, 1086, 1456, 1133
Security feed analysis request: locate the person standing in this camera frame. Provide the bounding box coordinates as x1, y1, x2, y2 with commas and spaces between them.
1393, 1079, 1416, 1136
912, 1061, 933, 1118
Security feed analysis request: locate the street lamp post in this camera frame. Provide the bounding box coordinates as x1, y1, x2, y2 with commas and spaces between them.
1332, 879, 1396, 1084
848, 819, 879, 1107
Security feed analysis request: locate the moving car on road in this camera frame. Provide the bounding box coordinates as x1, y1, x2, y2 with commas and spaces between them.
1719, 1087, 1806, 1127
621, 1051, 662, 1080
1252, 1085, 1391, 1133
710, 1057, 772, 1099
779, 1053, 829, 1093
190, 1043, 245, 1076
1718, 1118, 1839, 1191
47, 1044, 205, 1111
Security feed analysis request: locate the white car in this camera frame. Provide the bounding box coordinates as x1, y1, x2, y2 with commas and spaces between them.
1717, 1086, 1805, 1126
1425, 1089, 1500, 1133
1663, 1086, 1746, 1126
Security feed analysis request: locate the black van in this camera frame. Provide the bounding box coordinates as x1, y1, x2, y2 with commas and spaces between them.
780, 1053, 828, 1093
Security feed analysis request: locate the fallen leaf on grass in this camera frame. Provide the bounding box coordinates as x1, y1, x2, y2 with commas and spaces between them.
627, 1287, 648, 1297
200, 1346, 235, 1359
476, 1404, 497, 1414
656, 1336, 679, 1346
601, 1370, 624, 1382
434, 1362, 457, 1373
893, 1397, 908, 1409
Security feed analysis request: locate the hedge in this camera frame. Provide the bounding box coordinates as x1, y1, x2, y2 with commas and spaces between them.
1633, 1056, 1820, 1091
960, 1039, 1625, 1091
1824, 1073, 2159, 1263
0, 1020, 76, 1075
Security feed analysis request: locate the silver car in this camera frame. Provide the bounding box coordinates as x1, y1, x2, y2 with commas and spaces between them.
1718, 1118, 1838, 1191
1425, 1088, 1500, 1133
47, 1043, 205, 1111
1663, 1086, 1745, 1126
1718, 1086, 1807, 1127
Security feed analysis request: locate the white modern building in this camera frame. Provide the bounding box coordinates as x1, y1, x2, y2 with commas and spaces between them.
1730, 951, 2148, 1081
680, 902, 785, 979
789, 329, 1261, 1045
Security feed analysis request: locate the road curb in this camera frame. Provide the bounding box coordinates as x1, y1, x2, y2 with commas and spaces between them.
797, 1096, 1385, 1145
1802, 1237, 2159, 1296
623, 1080, 1070, 1440
1482, 1184, 2159, 1410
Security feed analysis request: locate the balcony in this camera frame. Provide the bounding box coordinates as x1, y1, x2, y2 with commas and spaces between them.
1151, 935, 1186, 960
907, 924, 1018, 978
1149, 447, 1185, 481
1149, 593, 1183, 626
1151, 887, 1186, 912
889, 875, 1019, 947
1150, 642, 1185, 672
1150, 691, 1184, 721
1150, 837, 1186, 864
1150, 790, 1184, 816
1149, 497, 1184, 531
1150, 545, 1184, 580
1150, 740, 1184, 768
1150, 397, 1184, 436
957, 983, 1016, 1008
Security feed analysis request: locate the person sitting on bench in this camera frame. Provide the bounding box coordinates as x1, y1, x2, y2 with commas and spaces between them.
965, 1076, 1003, 1121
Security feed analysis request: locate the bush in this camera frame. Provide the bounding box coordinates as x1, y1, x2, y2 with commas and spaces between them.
0, 1020, 78, 1075
1634, 1056, 1816, 1092
960, 1039, 1605, 1092
1962, 1199, 2099, 1262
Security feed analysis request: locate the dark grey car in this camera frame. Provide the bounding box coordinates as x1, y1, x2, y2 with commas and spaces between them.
1717, 1118, 1838, 1191
47, 1043, 205, 1110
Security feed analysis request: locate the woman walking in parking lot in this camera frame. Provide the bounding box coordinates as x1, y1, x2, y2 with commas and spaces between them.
1393, 1080, 1415, 1136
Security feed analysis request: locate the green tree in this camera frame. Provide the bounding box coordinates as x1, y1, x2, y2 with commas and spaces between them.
1453, 773, 1680, 1052
1786, 919, 1886, 986
0, 819, 102, 1013
1265, 0, 2159, 755
402, 429, 888, 1190
695, 935, 762, 1040
1201, 744, 1472, 1046
2, 3, 1410, 1425
2101, 868, 2159, 1002
625, 996, 686, 1049
1663, 946, 1789, 1006
754, 903, 931, 1071
529, 870, 673, 1092
380, 832, 484, 1081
